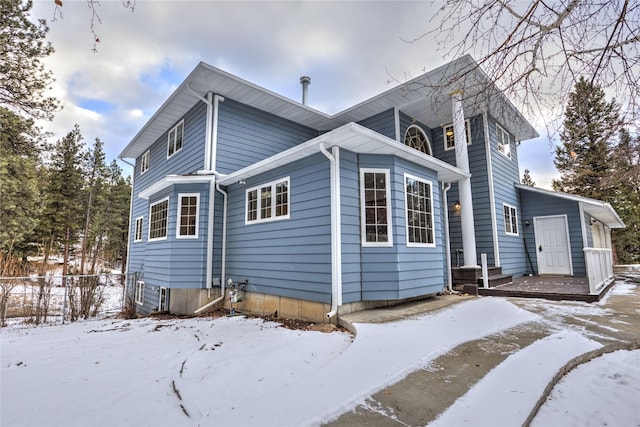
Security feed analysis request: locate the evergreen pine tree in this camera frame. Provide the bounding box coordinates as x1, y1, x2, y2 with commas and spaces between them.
552, 77, 622, 200
0, 0, 58, 119
0, 108, 42, 256
521, 169, 536, 186
38, 126, 85, 274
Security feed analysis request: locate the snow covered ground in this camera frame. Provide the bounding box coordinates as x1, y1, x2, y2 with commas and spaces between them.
1, 283, 638, 427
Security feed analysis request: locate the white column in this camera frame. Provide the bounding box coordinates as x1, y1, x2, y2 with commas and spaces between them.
451, 90, 478, 268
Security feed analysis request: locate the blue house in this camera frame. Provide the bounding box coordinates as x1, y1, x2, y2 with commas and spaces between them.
119, 55, 624, 322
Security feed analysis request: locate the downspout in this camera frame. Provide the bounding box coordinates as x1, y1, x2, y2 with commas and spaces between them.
194, 175, 228, 316
442, 183, 453, 292
320, 143, 342, 319
187, 83, 227, 311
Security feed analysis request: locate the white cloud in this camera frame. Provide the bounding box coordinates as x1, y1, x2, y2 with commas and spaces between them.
26, 0, 559, 182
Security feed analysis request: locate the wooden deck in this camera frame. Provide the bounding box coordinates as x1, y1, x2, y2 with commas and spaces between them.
473, 275, 615, 303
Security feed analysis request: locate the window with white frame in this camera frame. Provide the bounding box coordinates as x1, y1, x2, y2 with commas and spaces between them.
177, 193, 199, 238
149, 198, 169, 240
141, 150, 150, 174
159, 287, 167, 311
503, 203, 519, 236
404, 125, 432, 155
496, 124, 512, 158
245, 177, 290, 224
443, 120, 471, 150
135, 281, 144, 305
404, 174, 435, 246
134, 217, 144, 242
167, 120, 184, 158
360, 169, 392, 246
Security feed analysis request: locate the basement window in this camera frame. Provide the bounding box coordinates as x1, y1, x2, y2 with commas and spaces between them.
135, 281, 144, 305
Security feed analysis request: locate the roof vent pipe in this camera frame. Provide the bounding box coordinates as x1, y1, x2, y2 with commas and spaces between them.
300, 76, 311, 105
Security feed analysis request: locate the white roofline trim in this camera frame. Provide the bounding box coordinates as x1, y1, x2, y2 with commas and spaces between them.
138, 174, 214, 200
217, 122, 469, 186
516, 184, 625, 228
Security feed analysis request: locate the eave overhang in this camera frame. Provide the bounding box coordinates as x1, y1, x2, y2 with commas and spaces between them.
119, 55, 538, 160
137, 174, 214, 200
516, 184, 625, 229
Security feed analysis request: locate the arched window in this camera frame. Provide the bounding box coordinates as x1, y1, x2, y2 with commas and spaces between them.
404, 125, 431, 155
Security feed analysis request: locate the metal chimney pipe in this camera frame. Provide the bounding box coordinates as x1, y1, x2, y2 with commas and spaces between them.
300, 76, 311, 105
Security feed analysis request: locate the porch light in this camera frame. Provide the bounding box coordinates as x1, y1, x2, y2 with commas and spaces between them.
454, 200, 461, 210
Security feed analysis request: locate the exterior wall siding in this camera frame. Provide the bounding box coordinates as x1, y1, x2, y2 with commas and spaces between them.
339, 149, 363, 304
357, 154, 445, 300
357, 109, 396, 140
224, 152, 333, 303
519, 189, 587, 276
486, 115, 526, 276
216, 98, 319, 174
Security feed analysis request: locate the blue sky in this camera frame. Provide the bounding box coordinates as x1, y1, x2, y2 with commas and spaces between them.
30, 0, 561, 188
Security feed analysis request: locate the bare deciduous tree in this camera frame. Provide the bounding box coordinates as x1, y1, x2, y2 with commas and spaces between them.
420, 0, 639, 128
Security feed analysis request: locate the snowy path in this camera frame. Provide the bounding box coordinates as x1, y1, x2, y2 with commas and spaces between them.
429, 331, 601, 426
210, 298, 537, 426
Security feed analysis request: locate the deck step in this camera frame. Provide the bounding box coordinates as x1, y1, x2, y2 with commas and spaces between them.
477, 274, 513, 288
452, 266, 503, 285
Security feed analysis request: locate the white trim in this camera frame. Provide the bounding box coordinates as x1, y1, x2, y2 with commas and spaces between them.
217, 123, 469, 186
140, 150, 150, 174
579, 203, 589, 250
394, 107, 401, 142
148, 197, 170, 241
159, 287, 167, 311
503, 203, 519, 236
135, 281, 144, 305
483, 112, 500, 266
167, 119, 184, 159
134, 216, 144, 242
245, 177, 291, 224
176, 193, 200, 238
360, 168, 393, 247
404, 173, 435, 247
533, 214, 574, 276
443, 119, 471, 151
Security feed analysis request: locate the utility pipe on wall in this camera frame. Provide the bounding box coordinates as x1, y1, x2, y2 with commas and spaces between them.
442, 183, 453, 292
320, 143, 342, 319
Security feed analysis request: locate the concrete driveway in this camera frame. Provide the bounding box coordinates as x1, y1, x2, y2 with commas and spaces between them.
326, 273, 640, 426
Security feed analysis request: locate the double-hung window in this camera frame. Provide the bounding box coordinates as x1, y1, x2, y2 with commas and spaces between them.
141, 150, 150, 174
404, 174, 435, 246
177, 193, 199, 238
503, 203, 519, 236
134, 217, 144, 242
149, 197, 169, 241
135, 281, 144, 305
496, 124, 512, 158
246, 177, 290, 224
360, 169, 392, 246
167, 120, 184, 158
443, 120, 471, 151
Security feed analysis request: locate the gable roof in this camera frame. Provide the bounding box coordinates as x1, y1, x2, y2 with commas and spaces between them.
216, 122, 469, 186
120, 55, 538, 160
516, 184, 625, 228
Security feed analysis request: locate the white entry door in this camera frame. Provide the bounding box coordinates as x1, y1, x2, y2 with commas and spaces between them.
533, 215, 573, 276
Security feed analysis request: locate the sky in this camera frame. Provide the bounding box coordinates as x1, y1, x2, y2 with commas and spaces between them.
29, 0, 560, 188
